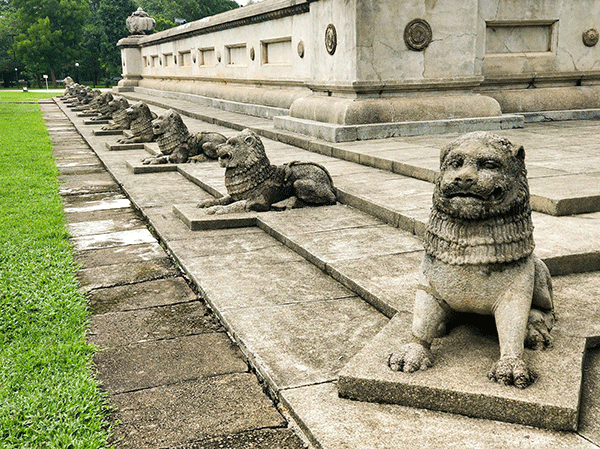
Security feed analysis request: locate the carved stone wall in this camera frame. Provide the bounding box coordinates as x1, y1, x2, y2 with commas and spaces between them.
118, 0, 600, 134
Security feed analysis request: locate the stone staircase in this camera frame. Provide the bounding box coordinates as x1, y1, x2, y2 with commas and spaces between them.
59, 90, 600, 448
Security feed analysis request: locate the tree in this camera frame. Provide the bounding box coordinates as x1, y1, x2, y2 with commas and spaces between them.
137, 0, 239, 27
96, 0, 136, 79
12, 0, 89, 87
0, 1, 20, 87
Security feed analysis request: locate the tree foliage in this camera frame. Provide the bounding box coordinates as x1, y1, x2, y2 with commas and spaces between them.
137, 0, 239, 26
12, 0, 89, 86
5, 0, 242, 87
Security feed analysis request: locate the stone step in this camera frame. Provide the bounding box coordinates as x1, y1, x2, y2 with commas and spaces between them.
120, 90, 600, 216
54, 94, 600, 449
148, 161, 600, 279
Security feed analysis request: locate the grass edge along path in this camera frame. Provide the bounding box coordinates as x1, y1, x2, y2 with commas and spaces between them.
0, 95, 114, 448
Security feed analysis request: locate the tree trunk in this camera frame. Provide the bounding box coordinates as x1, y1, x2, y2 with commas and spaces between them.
50, 66, 57, 88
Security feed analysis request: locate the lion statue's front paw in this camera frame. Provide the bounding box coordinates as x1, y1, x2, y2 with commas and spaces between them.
204, 205, 226, 215
488, 356, 536, 389
388, 342, 434, 373
525, 309, 555, 350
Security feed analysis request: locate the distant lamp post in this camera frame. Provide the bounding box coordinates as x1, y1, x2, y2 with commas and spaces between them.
75, 62, 80, 83
14, 68, 18, 87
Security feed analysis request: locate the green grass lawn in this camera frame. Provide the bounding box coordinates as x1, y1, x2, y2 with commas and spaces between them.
0, 90, 62, 103
0, 94, 114, 448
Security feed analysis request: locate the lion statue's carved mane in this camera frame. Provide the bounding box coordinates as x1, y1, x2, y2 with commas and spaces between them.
101, 98, 131, 130
388, 131, 554, 389
197, 129, 337, 214
117, 102, 156, 144
141, 109, 227, 164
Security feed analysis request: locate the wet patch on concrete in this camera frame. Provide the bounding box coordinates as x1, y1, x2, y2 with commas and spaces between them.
87, 277, 198, 315
109, 374, 286, 448
88, 301, 223, 347
93, 333, 248, 393
77, 258, 178, 291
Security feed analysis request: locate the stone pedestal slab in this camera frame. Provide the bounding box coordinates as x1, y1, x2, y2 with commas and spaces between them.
338, 313, 587, 431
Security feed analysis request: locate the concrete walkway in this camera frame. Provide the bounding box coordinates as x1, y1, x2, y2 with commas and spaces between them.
41, 99, 306, 448
49, 93, 600, 448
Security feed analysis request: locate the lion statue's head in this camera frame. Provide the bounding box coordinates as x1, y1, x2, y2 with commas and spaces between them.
426, 132, 535, 265
109, 97, 129, 114
433, 131, 530, 220
126, 102, 153, 120
216, 129, 269, 170
151, 109, 190, 155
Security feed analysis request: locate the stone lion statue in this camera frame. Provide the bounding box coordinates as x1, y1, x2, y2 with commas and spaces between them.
84, 91, 113, 115
388, 131, 554, 389
117, 102, 157, 144
141, 109, 227, 164
197, 129, 337, 214
101, 97, 131, 130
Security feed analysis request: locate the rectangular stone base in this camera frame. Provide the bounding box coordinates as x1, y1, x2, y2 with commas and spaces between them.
274, 115, 524, 143
105, 142, 145, 151
338, 313, 586, 431
93, 129, 123, 136
173, 203, 257, 231
127, 161, 178, 174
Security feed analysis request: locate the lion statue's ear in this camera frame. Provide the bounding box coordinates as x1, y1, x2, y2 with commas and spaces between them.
513, 145, 525, 161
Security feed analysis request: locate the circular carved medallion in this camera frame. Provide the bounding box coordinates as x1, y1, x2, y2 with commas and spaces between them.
297, 40, 305, 58
325, 24, 337, 55
404, 19, 432, 51
583, 28, 599, 47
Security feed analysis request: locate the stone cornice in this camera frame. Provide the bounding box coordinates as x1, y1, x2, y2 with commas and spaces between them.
119, 0, 315, 48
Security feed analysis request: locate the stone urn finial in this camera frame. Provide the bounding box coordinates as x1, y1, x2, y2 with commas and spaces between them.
126, 7, 156, 35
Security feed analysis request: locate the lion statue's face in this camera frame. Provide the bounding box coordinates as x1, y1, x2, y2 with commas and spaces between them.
126, 102, 150, 119
433, 132, 529, 220
109, 97, 128, 112
216, 129, 267, 169
152, 109, 185, 136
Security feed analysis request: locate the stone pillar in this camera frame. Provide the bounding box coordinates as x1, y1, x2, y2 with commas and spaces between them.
117, 36, 143, 90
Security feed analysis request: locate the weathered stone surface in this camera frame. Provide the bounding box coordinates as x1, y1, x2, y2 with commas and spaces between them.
553, 272, 600, 346
88, 277, 197, 314
63, 207, 140, 225
71, 228, 156, 251
61, 191, 131, 213
198, 258, 355, 311
283, 224, 422, 269
94, 333, 247, 393
282, 382, 594, 449
173, 204, 258, 231
579, 349, 600, 445
58, 172, 118, 196
127, 159, 178, 173
338, 314, 586, 431
67, 216, 145, 237
77, 258, 177, 290
110, 374, 286, 448
258, 203, 384, 235
222, 297, 388, 389
327, 251, 423, 318
170, 428, 305, 449
88, 301, 222, 347
74, 242, 166, 269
